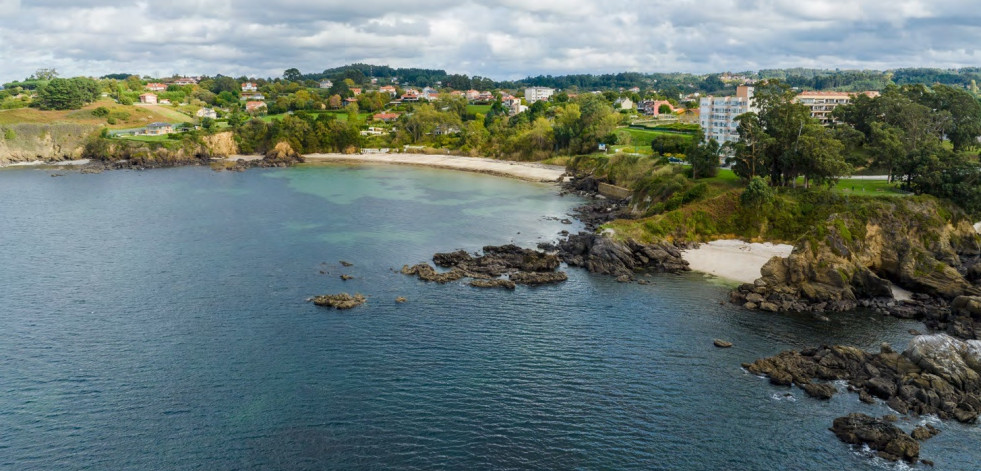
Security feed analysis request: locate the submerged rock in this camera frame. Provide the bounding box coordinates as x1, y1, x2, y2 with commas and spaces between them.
509, 271, 568, 286
311, 293, 366, 310
395, 296, 407, 303
831, 413, 920, 463
713, 339, 733, 348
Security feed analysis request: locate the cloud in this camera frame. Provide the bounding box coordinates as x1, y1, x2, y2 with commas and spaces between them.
0, 0, 979, 83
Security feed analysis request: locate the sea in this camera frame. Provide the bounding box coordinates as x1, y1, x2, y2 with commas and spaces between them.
1, 164, 978, 470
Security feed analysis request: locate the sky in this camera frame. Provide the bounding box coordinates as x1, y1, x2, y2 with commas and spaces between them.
1, 0, 979, 83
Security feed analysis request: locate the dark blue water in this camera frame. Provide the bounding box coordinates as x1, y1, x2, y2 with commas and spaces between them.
1, 165, 977, 470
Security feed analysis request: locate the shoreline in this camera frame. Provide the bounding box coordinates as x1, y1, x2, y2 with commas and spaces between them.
296, 153, 567, 183
681, 240, 794, 284
0, 159, 91, 169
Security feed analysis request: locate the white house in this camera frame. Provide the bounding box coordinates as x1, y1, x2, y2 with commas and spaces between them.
524, 87, 554, 103
241, 82, 258, 92
196, 107, 217, 119
319, 79, 333, 89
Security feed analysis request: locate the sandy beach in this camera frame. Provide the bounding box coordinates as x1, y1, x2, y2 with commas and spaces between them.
681, 240, 795, 284
300, 153, 567, 182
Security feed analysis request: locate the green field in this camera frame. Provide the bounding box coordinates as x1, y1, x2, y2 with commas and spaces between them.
621, 127, 694, 148
833, 178, 907, 196
118, 134, 174, 143
261, 111, 371, 123
466, 104, 492, 115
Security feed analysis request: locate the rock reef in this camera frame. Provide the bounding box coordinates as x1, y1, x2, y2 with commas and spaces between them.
311, 293, 366, 310
403, 244, 568, 287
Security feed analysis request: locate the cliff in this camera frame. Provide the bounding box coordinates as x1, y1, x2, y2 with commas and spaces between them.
0, 123, 98, 164
732, 197, 981, 312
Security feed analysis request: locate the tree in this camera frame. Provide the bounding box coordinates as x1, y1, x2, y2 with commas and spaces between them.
33, 68, 58, 80
687, 130, 720, 179
740, 176, 774, 210
283, 68, 302, 82
927, 84, 981, 151
35, 77, 100, 110
328, 94, 342, 109
727, 112, 770, 180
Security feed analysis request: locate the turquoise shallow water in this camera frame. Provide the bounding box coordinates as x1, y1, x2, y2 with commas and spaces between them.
1, 164, 978, 470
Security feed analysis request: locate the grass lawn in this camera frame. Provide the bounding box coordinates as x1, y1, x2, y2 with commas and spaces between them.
621, 127, 693, 148
466, 104, 492, 115
834, 178, 908, 196
261, 111, 371, 123
0, 99, 192, 129
118, 134, 174, 143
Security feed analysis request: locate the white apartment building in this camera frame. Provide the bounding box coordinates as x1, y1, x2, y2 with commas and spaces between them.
794, 90, 879, 125
524, 87, 555, 103
699, 85, 755, 145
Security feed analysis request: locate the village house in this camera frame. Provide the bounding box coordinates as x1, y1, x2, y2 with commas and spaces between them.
476, 91, 494, 102
196, 107, 217, 119
465, 89, 480, 101
139, 92, 158, 104
421, 87, 439, 101
373, 112, 400, 122
241, 82, 258, 92
641, 100, 677, 117
379, 85, 397, 96
350, 87, 362, 96
401, 89, 420, 102
319, 79, 333, 89
245, 101, 267, 113
143, 122, 173, 135
614, 97, 635, 110
628, 87, 641, 93
172, 77, 198, 86
241, 93, 265, 101
360, 126, 386, 136
145, 83, 167, 92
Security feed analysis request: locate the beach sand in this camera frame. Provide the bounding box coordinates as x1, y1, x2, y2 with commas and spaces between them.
681, 240, 794, 284
301, 153, 567, 182
0, 159, 91, 168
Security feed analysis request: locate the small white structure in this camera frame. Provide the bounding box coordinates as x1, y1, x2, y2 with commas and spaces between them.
196, 107, 217, 119
139, 93, 157, 105
241, 82, 258, 92
319, 79, 333, 89
524, 87, 555, 103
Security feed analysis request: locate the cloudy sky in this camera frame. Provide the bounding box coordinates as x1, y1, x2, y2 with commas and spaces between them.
1, 0, 978, 83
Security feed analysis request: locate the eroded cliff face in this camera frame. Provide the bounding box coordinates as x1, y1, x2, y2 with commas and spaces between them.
201, 132, 239, 157
733, 198, 981, 312
0, 123, 97, 164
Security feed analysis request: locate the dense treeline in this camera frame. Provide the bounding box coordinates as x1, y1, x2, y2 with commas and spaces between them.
723, 80, 981, 214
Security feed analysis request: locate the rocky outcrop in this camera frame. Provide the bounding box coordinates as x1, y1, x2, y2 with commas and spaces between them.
731, 198, 981, 317
201, 132, 239, 157
311, 293, 366, 310
555, 233, 689, 278
830, 413, 920, 463
745, 334, 981, 423
404, 245, 568, 287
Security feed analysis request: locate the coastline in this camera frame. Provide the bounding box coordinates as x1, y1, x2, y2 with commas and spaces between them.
298, 153, 567, 183
681, 240, 794, 284
0, 159, 91, 169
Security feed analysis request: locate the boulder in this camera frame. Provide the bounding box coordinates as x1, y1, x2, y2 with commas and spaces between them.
831, 413, 920, 462
803, 382, 837, 400
713, 339, 733, 348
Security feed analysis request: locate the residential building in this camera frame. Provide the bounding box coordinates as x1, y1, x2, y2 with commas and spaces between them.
421, 87, 438, 101
379, 85, 397, 96
350, 87, 362, 96
241, 82, 258, 92
172, 77, 198, 86
628, 87, 641, 93
641, 100, 677, 117
401, 89, 420, 102
699, 85, 755, 145
524, 87, 554, 103
465, 89, 480, 101
245, 101, 267, 112
241, 93, 265, 101
144, 122, 173, 135
196, 107, 218, 119
476, 91, 494, 102
794, 90, 880, 126
146, 82, 167, 92
614, 97, 634, 110
319, 79, 333, 89
373, 112, 400, 122
139, 92, 158, 104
